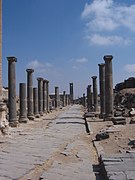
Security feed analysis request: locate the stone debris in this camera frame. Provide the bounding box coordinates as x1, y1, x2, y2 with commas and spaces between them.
95, 131, 109, 141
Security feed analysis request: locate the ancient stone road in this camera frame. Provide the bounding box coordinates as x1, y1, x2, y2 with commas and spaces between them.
0, 105, 97, 180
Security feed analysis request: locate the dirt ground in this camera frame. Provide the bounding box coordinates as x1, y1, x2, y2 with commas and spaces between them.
87, 116, 135, 155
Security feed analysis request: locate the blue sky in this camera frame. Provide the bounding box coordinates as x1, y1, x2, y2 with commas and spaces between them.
2, 0, 135, 98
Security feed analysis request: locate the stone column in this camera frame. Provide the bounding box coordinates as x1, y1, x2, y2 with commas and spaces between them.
65, 94, 68, 106
104, 55, 113, 119
19, 83, 28, 123
43, 80, 47, 113
69, 83, 74, 105
26, 69, 34, 120
87, 85, 92, 112
33, 87, 40, 118
0, 1, 8, 131
7, 57, 18, 127
63, 91, 66, 107
46, 80, 49, 113
37, 77, 43, 116
91, 76, 98, 112
55, 86, 59, 109
83, 93, 86, 107
98, 63, 105, 118
0, 0, 2, 99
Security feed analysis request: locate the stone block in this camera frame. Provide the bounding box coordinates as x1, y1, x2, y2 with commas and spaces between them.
111, 117, 126, 125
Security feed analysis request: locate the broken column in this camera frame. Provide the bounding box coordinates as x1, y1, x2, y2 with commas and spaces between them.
87, 85, 92, 112
7, 57, 18, 127
55, 86, 59, 109
98, 63, 105, 118
69, 83, 74, 105
63, 91, 66, 107
91, 76, 98, 112
37, 77, 43, 116
26, 69, 34, 120
19, 83, 28, 123
104, 55, 114, 119
33, 87, 40, 118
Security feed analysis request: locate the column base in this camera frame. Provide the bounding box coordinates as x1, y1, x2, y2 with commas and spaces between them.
39, 112, 43, 116
27, 115, 35, 120
104, 116, 113, 121
35, 114, 40, 118
9, 121, 19, 127
19, 117, 29, 123
99, 113, 105, 119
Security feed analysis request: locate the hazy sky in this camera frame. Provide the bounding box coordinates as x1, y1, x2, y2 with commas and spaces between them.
2, 0, 135, 98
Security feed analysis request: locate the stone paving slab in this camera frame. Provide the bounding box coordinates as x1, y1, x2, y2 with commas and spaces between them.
101, 153, 135, 180
0, 105, 97, 179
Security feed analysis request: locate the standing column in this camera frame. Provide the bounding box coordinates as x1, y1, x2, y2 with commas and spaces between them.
69, 83, 74, 105
104, 55, 113, 119
0, 0, 2, 100
55, 86, 59, 109
37, 77, 43, 116
87, 85, 92, 112
33, 87, 40, 118
83, 93, 86, 107
46, 80, 50, 113
19, 83, 28, 123
65, 94, 68, 106
43, 80, 47, 113
7, 57, 18, 126
98, 63, 105, 118
26, 69, 34, 120
91, 76, 98, 112
0, 1, 8, 131
63, 91, 66, 107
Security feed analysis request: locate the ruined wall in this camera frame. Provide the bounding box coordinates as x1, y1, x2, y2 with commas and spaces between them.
115, 77, 135, 91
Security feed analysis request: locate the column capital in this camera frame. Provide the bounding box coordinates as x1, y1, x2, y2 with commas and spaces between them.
91, 76, 97, 79
98, 63, 105, 67
88, 85, 92, 88
103, 55, 113, 61
43, 79, 49, 83
7, 56, 17, 63
26, 68, 34, 73
37, 77, 43, 81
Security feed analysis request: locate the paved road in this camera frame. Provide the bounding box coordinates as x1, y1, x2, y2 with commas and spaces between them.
0, 105, 97, 180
